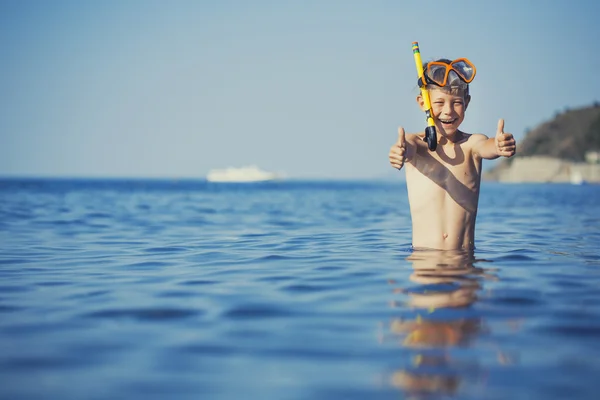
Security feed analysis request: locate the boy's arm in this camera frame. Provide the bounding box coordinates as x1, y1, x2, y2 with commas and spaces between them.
389, 127, 417, 170
472, 119, 516, 160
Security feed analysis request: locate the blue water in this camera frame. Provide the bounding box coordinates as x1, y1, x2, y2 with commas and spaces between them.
1, 178, 599, 399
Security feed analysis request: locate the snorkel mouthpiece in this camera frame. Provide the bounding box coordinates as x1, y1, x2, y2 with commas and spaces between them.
425, 126, 436, 151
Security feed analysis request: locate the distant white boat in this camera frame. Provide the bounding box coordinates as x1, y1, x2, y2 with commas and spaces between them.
570, 170, 585, 185
206, 165, 282, 183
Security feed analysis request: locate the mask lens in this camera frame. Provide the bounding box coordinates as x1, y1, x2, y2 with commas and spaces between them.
451, 60, 475, 82
426, 64, 449, 86
446, 70, 463, 87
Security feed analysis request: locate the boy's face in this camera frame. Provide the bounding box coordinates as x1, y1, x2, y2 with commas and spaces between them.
417, 88, 470, 138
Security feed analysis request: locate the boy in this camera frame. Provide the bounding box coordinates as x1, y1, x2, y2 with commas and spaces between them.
389, 58, 516, 250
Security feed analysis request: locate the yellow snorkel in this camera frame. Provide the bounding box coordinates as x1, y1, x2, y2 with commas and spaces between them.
412, 42, 437, 151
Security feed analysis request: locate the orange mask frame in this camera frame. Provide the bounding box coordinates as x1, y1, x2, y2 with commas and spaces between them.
420, 58, 477, 87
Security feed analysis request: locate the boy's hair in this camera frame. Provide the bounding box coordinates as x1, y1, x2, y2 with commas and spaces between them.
423, 58, 470, 98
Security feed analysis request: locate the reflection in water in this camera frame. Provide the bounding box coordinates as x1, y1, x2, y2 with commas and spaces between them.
384, 249, 510, 397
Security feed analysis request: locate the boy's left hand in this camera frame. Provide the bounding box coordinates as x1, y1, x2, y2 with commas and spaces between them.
495, 119, 516, 157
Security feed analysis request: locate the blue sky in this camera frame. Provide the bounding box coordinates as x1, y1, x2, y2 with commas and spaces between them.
1, 0, 599, 179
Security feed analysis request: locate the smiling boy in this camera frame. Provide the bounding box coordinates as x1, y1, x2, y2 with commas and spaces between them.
389, 58, 516, 250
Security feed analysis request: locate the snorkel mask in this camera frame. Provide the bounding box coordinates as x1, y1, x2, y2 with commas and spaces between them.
418, 58, 476, 89
412, 43, 476, 151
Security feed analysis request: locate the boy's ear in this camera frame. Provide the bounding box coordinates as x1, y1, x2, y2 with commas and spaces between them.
465, 95, 471, 110
416, 95, 427, 111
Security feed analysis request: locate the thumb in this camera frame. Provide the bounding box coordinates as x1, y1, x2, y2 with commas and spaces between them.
397, 126, 406, 147
496, 119, 505, 137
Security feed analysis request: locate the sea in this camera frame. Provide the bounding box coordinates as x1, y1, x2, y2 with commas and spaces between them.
1, 178, 599, 400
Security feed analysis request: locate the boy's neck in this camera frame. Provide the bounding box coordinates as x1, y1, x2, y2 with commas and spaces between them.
439, 130, 465, 145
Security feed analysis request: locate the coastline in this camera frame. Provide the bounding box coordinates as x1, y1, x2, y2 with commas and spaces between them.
484, 156, 600, 183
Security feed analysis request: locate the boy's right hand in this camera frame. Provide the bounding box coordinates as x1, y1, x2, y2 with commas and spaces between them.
389, 127, 407, 170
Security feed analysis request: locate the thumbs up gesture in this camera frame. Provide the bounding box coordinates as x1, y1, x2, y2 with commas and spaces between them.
495, 119, 516, 158
389, 127, 407, 169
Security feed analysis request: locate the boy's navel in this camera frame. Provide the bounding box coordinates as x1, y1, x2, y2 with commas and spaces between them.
443, 233, 449, 240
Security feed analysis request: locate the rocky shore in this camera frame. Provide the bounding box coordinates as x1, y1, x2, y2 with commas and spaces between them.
484, 156, 600, 183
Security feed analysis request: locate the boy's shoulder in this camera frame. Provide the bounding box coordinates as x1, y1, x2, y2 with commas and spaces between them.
466, 132, 490, 140
463, 132, 490, 146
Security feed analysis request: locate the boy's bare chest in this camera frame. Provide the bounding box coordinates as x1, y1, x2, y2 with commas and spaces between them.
411, 145, 481, 189
406, 146, 482, 217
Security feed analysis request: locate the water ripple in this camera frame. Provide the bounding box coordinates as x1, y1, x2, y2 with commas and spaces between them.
84, 308, 202, 321
223, 304, 295, 319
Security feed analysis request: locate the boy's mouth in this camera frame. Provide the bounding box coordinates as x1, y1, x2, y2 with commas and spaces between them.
438, 118, 457, 125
